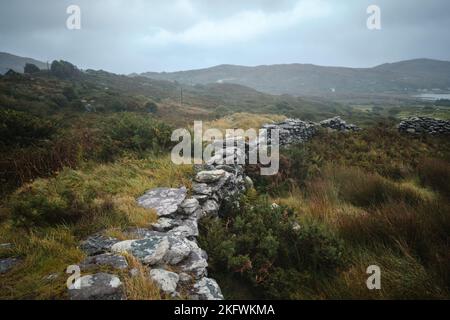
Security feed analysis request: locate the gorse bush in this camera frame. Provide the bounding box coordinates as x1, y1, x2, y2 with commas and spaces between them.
101, 112, 173, 155
0, 109, 56, 147
199, 194, 345, 299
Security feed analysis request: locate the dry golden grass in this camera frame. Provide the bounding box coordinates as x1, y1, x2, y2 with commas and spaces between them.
122, 254, 162, 300
205, 112, 285, 133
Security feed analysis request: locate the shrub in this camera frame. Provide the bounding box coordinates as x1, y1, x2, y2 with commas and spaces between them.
199, 195, 345, 299
24, 63, 40, 74
0, 109, 56, 147
50, 60, 80, 79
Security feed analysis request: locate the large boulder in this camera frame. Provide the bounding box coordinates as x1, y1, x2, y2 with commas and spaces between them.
68, 273, 124, 300
137, 187, 187, 217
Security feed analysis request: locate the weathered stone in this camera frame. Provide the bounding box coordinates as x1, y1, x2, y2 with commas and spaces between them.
80, 234, 119, 256
152, 217, 180, 232
179, 272, 193, 283
112, 236, 170, 265
0, 243, 13, 250
191, 277, 224, 300
68, 273, 124, 300
179, 241, 208, 279
164, 236, 192, 265
149, 269, 179, 294
192, 183, 213, 196
80, 253, 128, 271
180, 198, 200, 216
202, 200, 219, 217
195, 170, 226, 183
0, 257, 21, 274
167, 219, 199, 239
137, 187, 187, 217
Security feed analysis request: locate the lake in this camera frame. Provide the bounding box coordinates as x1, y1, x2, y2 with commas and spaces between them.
415, 93, 450, 101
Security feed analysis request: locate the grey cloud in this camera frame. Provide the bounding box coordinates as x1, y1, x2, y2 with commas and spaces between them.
0, 0, 449, 74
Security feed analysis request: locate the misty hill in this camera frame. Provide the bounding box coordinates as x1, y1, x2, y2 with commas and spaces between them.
141, 59, 450, 96
0, 52, 47, 74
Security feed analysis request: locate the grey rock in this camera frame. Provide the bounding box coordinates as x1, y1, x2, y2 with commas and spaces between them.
179, 241, 208, 279
202, 200, 220, 217
164, 236, 193, 265
0, 243, 13, 250
80, 253, 128, 271
191, 277, 224, 300
68, 273, 124, 300
137, 187, 187, 217
195, 170, 226, 183
180, 198, 200, 216
79, 234, 119, 256
111, 236, 170, 265
192, 183, 213, 196
149, 269, 179, 294
0, 257, 21, 274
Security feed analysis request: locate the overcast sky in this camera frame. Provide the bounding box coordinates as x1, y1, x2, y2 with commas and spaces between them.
1, 0, 449, 74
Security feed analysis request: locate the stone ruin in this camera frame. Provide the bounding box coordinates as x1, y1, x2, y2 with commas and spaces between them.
398, 117, 450, 135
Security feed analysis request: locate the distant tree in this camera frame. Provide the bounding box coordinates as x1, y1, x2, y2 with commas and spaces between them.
24, 63, 41, 74
50, 60, 79, 79
145, 101, 158, 114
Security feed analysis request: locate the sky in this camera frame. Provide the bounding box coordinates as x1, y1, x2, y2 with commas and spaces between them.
0, 0, 449, 74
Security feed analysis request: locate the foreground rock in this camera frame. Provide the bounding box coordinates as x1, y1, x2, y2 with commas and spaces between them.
137, 187, 187, 217
68, 273, 124, 300
398, 117, 450, 135
191, 277, 224, 300
0, 258, 21, 274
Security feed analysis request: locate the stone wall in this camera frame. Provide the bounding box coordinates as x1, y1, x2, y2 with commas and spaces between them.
69, 145, 250, 300
398, 117, 450, 135
262, 116, 360, 146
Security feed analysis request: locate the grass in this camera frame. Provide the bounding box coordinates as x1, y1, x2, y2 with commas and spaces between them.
204, 112, 286, 133
0, 154, 193, 299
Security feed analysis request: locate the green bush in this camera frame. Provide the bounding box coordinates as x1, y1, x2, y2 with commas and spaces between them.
0, 109, 56, 147
101, 112, 173, 155
199, 195, 345, 299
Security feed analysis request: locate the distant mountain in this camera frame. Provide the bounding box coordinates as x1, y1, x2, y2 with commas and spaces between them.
141, 59, 450, 96
0, 52, 47, 74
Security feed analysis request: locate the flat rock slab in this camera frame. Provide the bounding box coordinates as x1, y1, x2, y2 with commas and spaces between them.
80, 234, 119, 256
80, 253, 128, 271
195, 170, 226, 183
137, 187, 187, 217
112, 236, 170, 265
68, 273, 124, 300
0, 257, 21, 274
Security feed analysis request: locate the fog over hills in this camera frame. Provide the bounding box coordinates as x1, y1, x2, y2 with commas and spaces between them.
141, 59, 450, 96
0, 52, 47, 74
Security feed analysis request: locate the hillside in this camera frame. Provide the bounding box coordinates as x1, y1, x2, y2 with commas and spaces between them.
0, 52, 47, 74
141, 59, 450, 96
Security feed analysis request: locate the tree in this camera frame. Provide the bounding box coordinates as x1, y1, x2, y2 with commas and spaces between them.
24, 63, 41, 74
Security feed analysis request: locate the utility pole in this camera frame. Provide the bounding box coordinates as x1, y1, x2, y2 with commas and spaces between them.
180, 87, 183, 106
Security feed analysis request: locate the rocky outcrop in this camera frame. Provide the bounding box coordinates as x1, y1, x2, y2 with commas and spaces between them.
70, 145, 248, 300
398, 117, 450, 135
